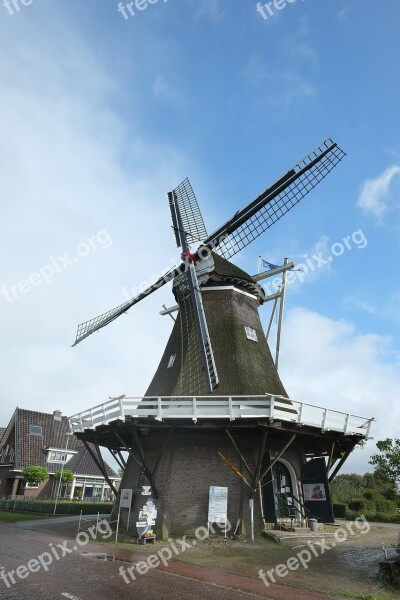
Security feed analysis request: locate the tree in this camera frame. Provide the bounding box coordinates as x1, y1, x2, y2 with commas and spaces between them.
54, 469, 74, 484
369, 438, 400, 484
330, 473, 365, 504
22, 466, 49, 487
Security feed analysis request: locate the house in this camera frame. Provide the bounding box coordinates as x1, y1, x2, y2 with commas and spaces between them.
0, 408, 120, 500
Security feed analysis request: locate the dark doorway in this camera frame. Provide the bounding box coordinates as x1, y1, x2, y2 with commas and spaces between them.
273, 462, 295, 519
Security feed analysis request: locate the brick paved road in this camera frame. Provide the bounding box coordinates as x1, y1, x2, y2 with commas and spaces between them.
0, 522, 263, 600
0, 519, 347, 600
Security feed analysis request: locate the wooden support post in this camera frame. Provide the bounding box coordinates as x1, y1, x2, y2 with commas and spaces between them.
112, 430, 160, 499
81, 439, 118, 496
251, 430, 268, 497
328, 448, 353, 483
327, 442, 335, 474
151, 429, 173, 478
131, 429, 160, 499
225, 429, 252, 479
256, 433, 296, 486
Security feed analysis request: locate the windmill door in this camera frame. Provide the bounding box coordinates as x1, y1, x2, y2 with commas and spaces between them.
274, 462, 295, 520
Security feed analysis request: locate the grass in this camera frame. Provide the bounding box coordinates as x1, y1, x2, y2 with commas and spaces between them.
0, 510, 50, 522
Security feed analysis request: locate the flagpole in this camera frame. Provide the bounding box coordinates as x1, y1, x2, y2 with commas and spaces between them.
275, 258, 289, 372
265, 291, 280, 342
258, 256, 261, 274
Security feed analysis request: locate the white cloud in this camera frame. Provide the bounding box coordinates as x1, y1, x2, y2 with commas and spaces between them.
357, 165, 400, 218
0, 13, 188, 438
280, 308, 400, 473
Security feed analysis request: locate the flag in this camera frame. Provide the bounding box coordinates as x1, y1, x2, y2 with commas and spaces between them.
262, 259, 279, 271
260, 257, 304, 273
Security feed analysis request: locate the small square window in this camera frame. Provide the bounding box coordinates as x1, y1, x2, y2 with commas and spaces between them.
167, 354, 177, 369
244, 327, 258, 342
29, 425, 43, 436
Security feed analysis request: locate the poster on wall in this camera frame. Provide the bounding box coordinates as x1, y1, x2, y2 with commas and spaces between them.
208, 486, 228, 523
303, 483, 327, 501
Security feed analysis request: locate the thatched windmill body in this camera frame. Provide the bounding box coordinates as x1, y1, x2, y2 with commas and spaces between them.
70, 139, 374, 537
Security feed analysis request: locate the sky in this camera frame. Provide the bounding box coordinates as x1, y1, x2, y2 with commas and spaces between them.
0, 0, 399, 476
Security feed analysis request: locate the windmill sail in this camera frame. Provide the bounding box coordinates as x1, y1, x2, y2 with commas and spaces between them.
169, 183, 219, 393
72, 265, 179, 346
204, 138, 346, 259
168, 178, 208, 247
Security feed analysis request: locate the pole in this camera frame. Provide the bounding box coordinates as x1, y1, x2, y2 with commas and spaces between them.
115, 512, 120, 545
249, 498, 254, 542
275, 258, 289, 372
53, 435, 70, 515
78, 510, 82, 533
258, 256, 262, 274
265, 293, 280, 342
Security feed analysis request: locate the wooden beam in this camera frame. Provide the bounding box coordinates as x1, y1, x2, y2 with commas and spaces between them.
81, 439, 118, 496
113, 429, 160, 499
225, 429, 253, 479
256, 433, 296, 486
152, 429, 173, 477
328, 448, 353, 483
131, 429, 160, 499
327, 442, 336, 473
251, 430, 268, 497
112, 430, 142, 468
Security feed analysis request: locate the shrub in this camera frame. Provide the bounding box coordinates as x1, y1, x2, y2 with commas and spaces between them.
363, 488, 380, 501
348, 498, 376, 514
22, 466, 49, 486
376, 498, 397, 515
333, 503, 348, 518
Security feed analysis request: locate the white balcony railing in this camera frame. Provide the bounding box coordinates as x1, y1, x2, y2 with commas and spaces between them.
68, 395, 374, 439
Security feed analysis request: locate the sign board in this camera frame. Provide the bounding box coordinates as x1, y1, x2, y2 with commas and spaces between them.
120, 489, 133, 509
208, 486, 228, 523
303, 483, 327, 502
142, 485, 151, 496
136, 497, 157, 539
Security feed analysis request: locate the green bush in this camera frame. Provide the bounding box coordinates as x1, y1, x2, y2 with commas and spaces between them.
363, 488, 380, 501
333, 503, 348, 518
376, 498, 397, 515
0, 499, 113, 515
348, 498, 376, 514
344, 511, 400, 524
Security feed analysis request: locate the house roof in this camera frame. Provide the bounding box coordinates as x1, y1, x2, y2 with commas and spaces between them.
0, 428, 5, 443
0, 408, 118, 479
66, 446, 118, 478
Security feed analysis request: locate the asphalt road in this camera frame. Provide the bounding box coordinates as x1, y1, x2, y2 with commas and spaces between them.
0, 522, 262, 600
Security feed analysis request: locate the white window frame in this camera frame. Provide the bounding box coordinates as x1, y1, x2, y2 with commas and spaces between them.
29, 425, 43, 436
244, 326, 258, 342
167, 353, 177, 369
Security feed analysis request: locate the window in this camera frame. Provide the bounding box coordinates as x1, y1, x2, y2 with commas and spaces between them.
48, 451, 67, 463
167, 353, 177, 369
244, 327, 258, 342
29, 425, 42, 436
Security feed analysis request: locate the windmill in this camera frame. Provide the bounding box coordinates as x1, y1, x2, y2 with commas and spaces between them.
73, 138, 344, 394
70, 138, 373, 537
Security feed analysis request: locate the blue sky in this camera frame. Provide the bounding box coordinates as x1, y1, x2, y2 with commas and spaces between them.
0, 0, 399, 474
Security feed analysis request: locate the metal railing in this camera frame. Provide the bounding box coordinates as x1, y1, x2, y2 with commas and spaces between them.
68, 395, 374, 438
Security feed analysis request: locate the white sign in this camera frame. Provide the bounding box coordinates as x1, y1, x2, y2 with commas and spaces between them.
208, 486, 228, 523
120, 489, 133, 509
303, 483, 327, 502
142, 485, 151, 496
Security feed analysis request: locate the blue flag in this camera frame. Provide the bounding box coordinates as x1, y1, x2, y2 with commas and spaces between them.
261, 258, 304, 273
